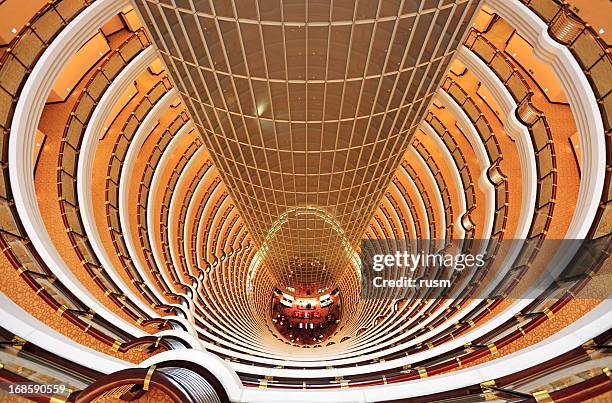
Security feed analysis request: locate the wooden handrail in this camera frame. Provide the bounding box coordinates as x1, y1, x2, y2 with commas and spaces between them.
73, 367, 193, 403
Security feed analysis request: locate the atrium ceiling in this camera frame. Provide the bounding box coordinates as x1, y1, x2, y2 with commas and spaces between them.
134, 0, 479, 292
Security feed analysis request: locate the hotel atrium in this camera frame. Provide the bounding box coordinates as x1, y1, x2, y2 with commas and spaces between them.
0, 0, 610, 401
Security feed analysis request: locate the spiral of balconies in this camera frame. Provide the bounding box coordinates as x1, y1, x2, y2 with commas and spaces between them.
0, 0, 609, 402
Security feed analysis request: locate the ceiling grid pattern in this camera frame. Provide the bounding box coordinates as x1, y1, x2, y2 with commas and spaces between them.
134, 0, 480, 292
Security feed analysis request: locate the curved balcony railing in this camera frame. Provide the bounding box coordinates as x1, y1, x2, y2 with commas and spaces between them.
391, 179, 423, 239
440, 78, 508, 240
412, 138, 455, 241
3, 324, 609, 402
167, 160, 212, 278
134, 109, 191, 297
58, 29, 154, 324
387, 190, 420, 239
103, 78, 188, 315
158, 138, 201, 286
463, 29, 557, 240
424, 112, 479, 237
519, 0, 611, 242
0, 325, 99, 401
401, 162, 437, 239
190, 176, 223, 282
0, 0, 155, 351
521, 0, 611, 132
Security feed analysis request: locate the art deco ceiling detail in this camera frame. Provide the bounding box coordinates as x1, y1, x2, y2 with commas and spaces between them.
134, 0, 480, 292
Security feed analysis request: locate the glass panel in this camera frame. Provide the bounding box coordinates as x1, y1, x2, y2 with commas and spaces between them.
475, 118, 490, 140
3, 234, 45, 274
61, 144, 78, 174
59, 171, 76, 204
465, 186, 475, 210
537, 146, 554, 177
148, 83, 166, 103
0, 87, 13, 129
493, 210, 505, 234
0, 167, 7, 199
529, 0, 562, 22
530, 204, 552, 236
452, 148, 463, 165
572, 32, 605, 69
116, 238, 130, 260
150, 148, 162, 166
176, 155, 189, 172
63, 205, 83, 235
143, 166, 154, 185
442, 131, 454, 148
134, 99, 152, 121
74, 235, 98, 265
487, 138, 501, 162
118, 36, 144, 63
108, 209, 121, 231
30, 10, 64, 44
490, 54, 513, 82
516, 237, 541, 266
602, 92, 612, 131
87, 74, 109, 101
506, 74, 529, 102
589, 57, 612, 98
115, 135, 129, 157
448, 84, 466, 105
0, 55, 28, 96
530, 119, 549, 151
593, 202, 612, 238
74, 95, 95, 123
139, 189, 148, 208
431, 118, 445, 135
460, 167, 471, 187
0, 198, 20, 235
169, 117, 185, 134
102, 53, 125, 81
168, 172, 179, 188
38, 277, 79, 310
123, 118, 139, 141
496, 185, 507, 210
538, 173, 555, 208
442, 189, 451, 208
463, 101, 479, 121
158, 134, 172, 151
64, 119, 84, 149
163, 191, 172, 206
426, 157, 437, 174
12, 29, 44, 67
109, 157, 122, 181
57, 0, 91, 22
107, 182, 118, 207
472, 37, 495, 63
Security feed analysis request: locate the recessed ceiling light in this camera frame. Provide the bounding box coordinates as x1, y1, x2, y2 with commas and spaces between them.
11, 28, 17, 34
599, 28, 605, 34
